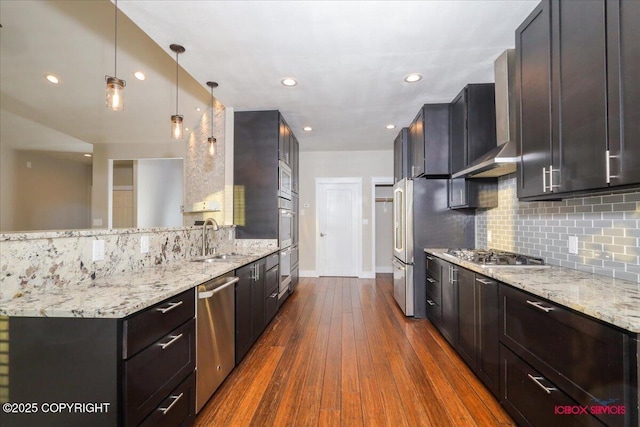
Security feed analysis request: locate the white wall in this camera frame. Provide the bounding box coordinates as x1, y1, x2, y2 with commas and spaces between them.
0, 143, 16, 231
137, 159, 183, 228
374, 185, 393, 273
299, 150, 393, 277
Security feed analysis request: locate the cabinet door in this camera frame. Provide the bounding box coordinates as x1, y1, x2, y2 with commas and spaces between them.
475, 275, 499, 398
448, 178, 467, 208
251, 259, 267, 339
456, 267, 476, 371
608, 0, 640, 186
450, 91, 466, 174
279, 118, 291, 165
552, 0, 608, 192
394, 129, 404, 183
440, 262, 458, 347
409, 108, 425, 177
291, 135, 299, 193
516, 1, 553, 198
235, 264, 253, 365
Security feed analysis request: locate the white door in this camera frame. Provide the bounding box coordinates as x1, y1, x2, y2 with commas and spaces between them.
316, 179, 361, 277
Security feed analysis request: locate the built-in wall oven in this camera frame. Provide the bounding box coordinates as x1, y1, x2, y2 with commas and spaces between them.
278, 197, 293, 303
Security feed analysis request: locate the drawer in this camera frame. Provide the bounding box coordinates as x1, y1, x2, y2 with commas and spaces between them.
266, 265, 279, 295
265, 286, 279, 324
123, 288, 195, 359
500, 285, 629, 427
425, 254, 441, 282
500, 345, 604, 427
124, 318, 196, 426
425, 274, 441, 305
425, 297, 441, 329
266, 252, 279, 271
139, 372, 196, 427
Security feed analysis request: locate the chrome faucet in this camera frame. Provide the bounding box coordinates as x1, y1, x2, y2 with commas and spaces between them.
202, 218, 219, 256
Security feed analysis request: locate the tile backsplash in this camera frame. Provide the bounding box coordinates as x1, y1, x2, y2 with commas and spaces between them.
476, 174, 640, 282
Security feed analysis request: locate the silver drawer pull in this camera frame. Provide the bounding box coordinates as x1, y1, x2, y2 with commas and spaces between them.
527, 374, 557, 394
426, 299, 435, 306
476, 278, 494, 285
159, 333, 183, 350
526, 300, 554, 313
159, 392, 184, 415
156, 301, 183, 314
426, 277, 436, 283
426, 256, 434, 260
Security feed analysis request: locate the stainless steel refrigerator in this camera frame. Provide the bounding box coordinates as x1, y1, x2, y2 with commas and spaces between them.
392, 177, 475, 317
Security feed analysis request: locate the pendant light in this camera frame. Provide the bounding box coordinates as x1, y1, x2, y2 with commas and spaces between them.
206, 81, 218, 156
105, 0, 125, 111
170, 44, 186, 139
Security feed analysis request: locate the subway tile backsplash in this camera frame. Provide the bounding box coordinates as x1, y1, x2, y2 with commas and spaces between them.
476, 174, 640, 283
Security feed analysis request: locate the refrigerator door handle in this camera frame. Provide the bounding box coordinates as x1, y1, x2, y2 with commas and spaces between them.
391, 258, 405, 270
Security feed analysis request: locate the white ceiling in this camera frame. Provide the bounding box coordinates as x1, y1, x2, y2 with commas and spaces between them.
1, 0, 539, 155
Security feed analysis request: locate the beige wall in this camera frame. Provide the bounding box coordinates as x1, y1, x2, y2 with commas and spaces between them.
9, 150, 92, 231
0, 143, 16, 230
299, 150, 393, 277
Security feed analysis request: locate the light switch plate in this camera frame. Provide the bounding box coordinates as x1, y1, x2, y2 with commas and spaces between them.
140, 236, 150, 254
568, 235, 579, 254
92, 240, 105, 262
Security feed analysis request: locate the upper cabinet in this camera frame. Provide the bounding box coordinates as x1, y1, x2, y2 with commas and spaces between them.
408, 104, 450, 178
517, 0, 640, 200
448, 84, 498, 209
393, 127, 409, 183
607, 0, 640, 186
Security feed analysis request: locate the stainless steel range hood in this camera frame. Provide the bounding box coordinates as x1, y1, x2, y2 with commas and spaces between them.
452, 49, 517, 179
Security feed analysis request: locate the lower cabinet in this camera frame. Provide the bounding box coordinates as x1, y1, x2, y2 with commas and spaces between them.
1, 288, 196, 427
235, 258, 266, 365
499, 284, 637, 427
265, 253, 280, 324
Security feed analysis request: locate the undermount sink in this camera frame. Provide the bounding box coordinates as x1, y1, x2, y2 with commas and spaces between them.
191, 253, 246, 262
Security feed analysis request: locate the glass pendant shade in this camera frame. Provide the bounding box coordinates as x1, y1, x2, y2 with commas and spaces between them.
171, 115, 184, 139
208, 136, 216, 156
106, 76, 125, 111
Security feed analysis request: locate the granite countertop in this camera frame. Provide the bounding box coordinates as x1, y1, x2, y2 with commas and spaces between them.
0, 247, 279, 319
425, 249, 640, 333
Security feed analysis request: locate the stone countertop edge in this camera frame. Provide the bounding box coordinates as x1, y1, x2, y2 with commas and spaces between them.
0, 247, 280, 319
424, 248, 640, 334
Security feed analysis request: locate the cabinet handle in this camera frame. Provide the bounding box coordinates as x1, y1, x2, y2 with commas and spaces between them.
526, 300, 554, 313
158, 333, 183, 350
426, 256, 434, 261
427, 299, 435, 306
156, 301, 183, 314
159, 392, 184, 415
475, 278, 494, 285
527, 374, 557, 394
542, 166, 547, 192
549, 165, 560, 190
450, 266, 457, 284
411, 165, 416, 176
270, 292, 278, 299
426, 277, 436, 283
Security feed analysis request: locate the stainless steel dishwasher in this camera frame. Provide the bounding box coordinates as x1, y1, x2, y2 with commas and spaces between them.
196, 273, 239, 413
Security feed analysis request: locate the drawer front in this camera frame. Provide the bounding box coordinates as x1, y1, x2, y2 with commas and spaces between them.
500, 285, 628, 426
265, 253, 279, 271
425, 297, 441, 329
140, 372, 195, 427
265, 285, 279, 324
425, 274, 441, 306
125, 319, 196, 426
425, 254, 441, 282
123, 288, 195, 359
265, 265, 279, 295
500, 345, 605, 427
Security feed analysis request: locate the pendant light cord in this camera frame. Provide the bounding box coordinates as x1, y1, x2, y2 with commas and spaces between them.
114, 0, 118, 77
175, 52, 179, 115
210, 86, 214, 136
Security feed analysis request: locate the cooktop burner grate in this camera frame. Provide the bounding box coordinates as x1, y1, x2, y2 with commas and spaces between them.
445, 249, 545, 266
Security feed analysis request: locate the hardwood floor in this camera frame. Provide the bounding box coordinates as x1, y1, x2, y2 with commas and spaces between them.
195, 275, 515, 426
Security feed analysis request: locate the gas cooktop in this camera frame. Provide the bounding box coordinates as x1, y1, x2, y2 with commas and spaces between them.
445, 249, 545, 267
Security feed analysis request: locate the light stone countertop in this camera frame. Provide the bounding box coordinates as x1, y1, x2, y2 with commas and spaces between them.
424, 249, 640, 333
0, 247, 279, 319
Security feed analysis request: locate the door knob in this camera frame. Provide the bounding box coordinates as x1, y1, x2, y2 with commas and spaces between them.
320, 232, 327, 237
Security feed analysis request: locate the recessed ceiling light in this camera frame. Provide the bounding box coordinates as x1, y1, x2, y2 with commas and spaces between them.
281, 78, 298, 87
84, 154, 92, 158
404, 73, 423, 83
196, 107, 201, 112
45, 74, 59, 84
185, 127, 190, 132
134, 71, 146, 81
385, 124, 396, 130
303, 126, 312, 132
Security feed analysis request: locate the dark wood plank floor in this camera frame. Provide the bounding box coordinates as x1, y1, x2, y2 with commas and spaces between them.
195, 274, 515, 426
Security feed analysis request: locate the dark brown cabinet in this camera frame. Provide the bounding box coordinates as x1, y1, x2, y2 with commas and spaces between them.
291, 134, 299, 193
500, 284, 637, 427
428, 258, 458, 348
517, 0, 640, 200
448, 84, 498, 209
456, 267, 476, 370
265, 253, 280, 324
235, 258, 267, 365
1, 289, 196, 427
607, 0, 640, 186
408, 104, 450, 178
394, 127, 410, 183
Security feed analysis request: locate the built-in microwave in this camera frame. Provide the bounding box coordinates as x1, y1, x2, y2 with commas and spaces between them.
278, 197, 293, 249
279, 161, 292, 200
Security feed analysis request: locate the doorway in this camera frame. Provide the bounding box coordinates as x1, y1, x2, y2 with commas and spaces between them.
316, 178, 362, 277
372, 178, 394, 274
